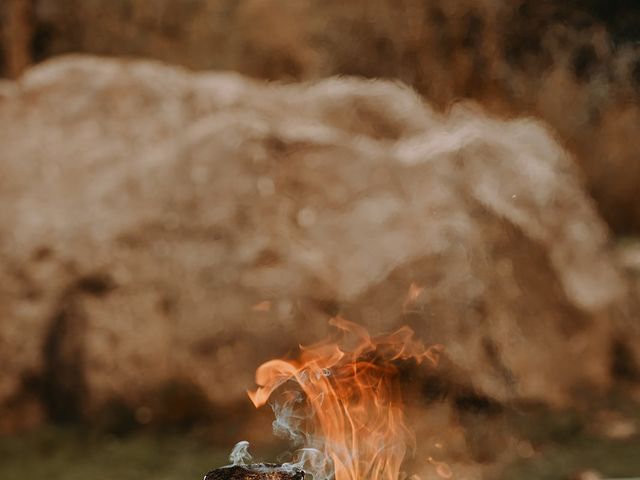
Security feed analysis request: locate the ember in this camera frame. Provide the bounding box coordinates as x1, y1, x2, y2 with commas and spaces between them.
204, 464, 304, 480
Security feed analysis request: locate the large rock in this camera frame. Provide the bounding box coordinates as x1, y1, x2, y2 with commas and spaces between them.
6, 0, 640, 232
0, 56, 636, 430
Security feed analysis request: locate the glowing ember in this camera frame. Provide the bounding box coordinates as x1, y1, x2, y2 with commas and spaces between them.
252, 301, 272, 312
402, 283, 424, 313
248, 316, 443, 480
427, 457, 452, 479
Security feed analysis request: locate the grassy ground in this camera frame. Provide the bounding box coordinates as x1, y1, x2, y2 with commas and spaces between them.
500, 389, 640, 479
504, 437, 640, 480
1, 391, 639, 480
0, 427, 228, 480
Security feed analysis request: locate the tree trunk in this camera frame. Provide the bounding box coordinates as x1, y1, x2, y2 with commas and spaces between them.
4, 0, 33, 78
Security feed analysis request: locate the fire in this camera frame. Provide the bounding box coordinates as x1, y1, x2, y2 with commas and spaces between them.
248, 316, 443, 480
403, 283, 424, 313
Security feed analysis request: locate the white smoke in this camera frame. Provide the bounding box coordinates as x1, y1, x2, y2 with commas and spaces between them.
229, 440, 253, 466
226, 440, 316, 478
226, 387, 334, 480
283, 447, 333, 480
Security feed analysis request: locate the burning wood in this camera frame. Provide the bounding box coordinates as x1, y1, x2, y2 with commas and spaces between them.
205, 441, 305, 480
204, 464, 304, 480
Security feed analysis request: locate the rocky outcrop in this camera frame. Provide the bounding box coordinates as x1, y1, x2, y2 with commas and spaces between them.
0, 56, 637, 431
4, 0, 640, 232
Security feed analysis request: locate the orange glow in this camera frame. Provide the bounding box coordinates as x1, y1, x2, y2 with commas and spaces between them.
248, 316, 443, 480
251, 301, 272, 312
402, 282, 425, 314
427, 457, 452, 479
406, 282, 424, 303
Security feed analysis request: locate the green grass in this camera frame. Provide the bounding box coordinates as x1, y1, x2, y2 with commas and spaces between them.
1, 393, 639, 480
499, 391, 640, 480
0, 427, 228, 480
502, 435, 640, 480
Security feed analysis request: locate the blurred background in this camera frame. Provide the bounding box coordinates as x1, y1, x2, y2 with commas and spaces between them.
1, 1, 640, 479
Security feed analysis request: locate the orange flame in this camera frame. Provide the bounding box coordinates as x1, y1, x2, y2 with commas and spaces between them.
248, 317, 443, 480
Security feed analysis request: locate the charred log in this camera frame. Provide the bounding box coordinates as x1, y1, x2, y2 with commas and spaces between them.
204, 465, 304, 480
